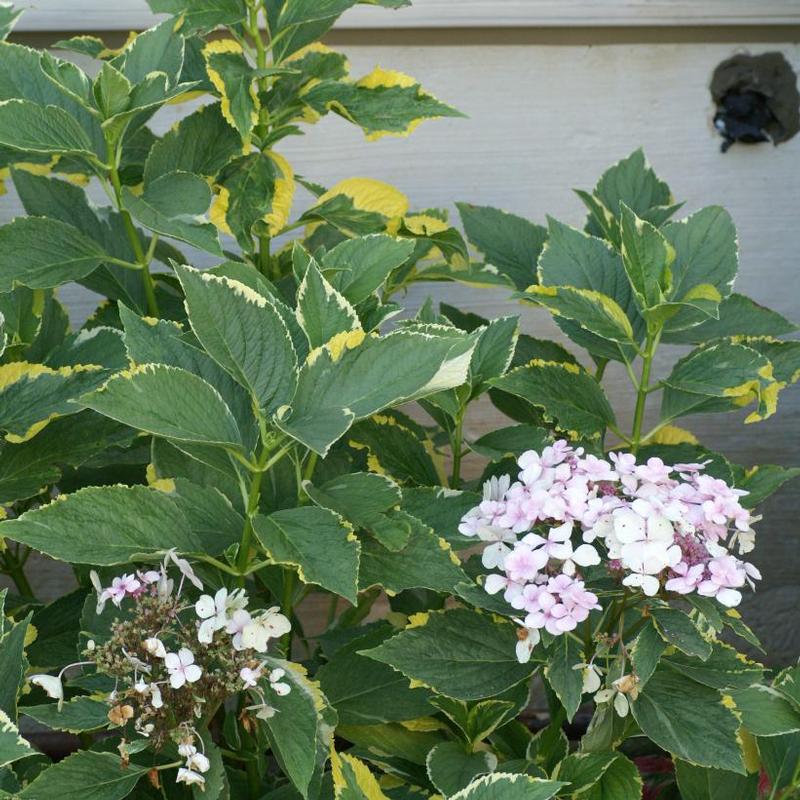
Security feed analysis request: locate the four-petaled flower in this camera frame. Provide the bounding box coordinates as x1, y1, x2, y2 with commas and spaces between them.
165, 648, 203, 689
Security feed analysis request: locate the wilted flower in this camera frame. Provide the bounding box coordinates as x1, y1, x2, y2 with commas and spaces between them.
29, 674, 64, 710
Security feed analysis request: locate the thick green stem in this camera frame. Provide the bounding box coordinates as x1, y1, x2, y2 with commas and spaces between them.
594, 359, 608, 382
450, 410, 464, 489
629, 329, 660, 454
2, 550, 35, 600
106, 140, 159, 317
256, 233, 272, 278
235, 443, 271, 581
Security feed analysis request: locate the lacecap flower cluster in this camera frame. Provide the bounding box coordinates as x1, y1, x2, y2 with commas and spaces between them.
29, 550, 291, 791
459, 440, 761, 663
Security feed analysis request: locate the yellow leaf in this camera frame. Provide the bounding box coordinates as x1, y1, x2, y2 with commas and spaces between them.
331, 746, 390, 800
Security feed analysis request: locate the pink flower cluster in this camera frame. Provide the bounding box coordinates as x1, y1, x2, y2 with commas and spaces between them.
460, 440, 761, 660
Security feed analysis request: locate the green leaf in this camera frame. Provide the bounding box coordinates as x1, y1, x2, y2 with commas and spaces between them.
122, 170, 221, 255
431, 684, 529, 747
277, 328, 475, 456
544, 635, 585, 722
82, 364, 244, 450
296, 258, 360, 348
674, 760, 759, 800
758, 733, 800, 793
0, 484, 210, 565
521, 285, 634, 345
0, 5, 21, 40
399, 487, 479, 550
468, 316, 519, 390
323, 234, 415, 305
304, 69, 463, 140
118, 304, 257, 447
471, 425, 551, 461
0, 614, 30, 720
358, 515, 468, 594
18, 751, 148, 800
317, 624, 432, 725
728, 685, 800, 737
214, 151, 294, 250
0, 217, 111, 292
630, 666, 744, 773
277, 0, 356, 28
456, 203, 547, 291
25, 590, 86, 670
537, 218, 642, 362
650, 606, 712, 660
175, 265, 297, 412
118, 18, 184, 86
629, 620, 666, 689
661, 206, 738, 332
619, 202, 673, 312
0, 362, 108, 442
450, 773, 563, 800
427, 741, 497, 797
146, 0, 247, 31
554, 752, 618, 796
170, 478, 243, 551
0, 99, 95, 157
489, 361, 615, 440
10, 171, 148, 311
260, 657, 326, 799
254, 506, 359, 603
736, 463, 800, 508
361, 608, 537, 701
299, 192, 390, 237
304, 472, 406, 549
580, 753, 642, 800
305, 472, 400, 523
203, 39, 258, 145
577, 148, 679, 244
330, 747, 393, 799
348, 412, 443, 486
144, 101, 242, 183
22, 697, 109, 734
661, 342, 777, 423
0, 710, 33, 769
92, 63, 132, 119
662, 293, 797, 344
741, 336, 800, 386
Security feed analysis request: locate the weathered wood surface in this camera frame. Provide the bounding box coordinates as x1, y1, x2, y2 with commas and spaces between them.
2, 31, 799, 659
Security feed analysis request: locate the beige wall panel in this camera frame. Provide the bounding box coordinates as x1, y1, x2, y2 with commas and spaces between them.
2, 33, 798, 657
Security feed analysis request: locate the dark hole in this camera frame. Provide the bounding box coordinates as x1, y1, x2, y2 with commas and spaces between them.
710, 52, 800, 153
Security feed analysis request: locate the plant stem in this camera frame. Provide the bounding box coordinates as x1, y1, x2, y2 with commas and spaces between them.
326, 593, 339, 628
594, 359, 608, 382
629, 328, 661, 454
1, 550, 35, 600
105, 140, 160, 317
450, 410, 464, 489
235, 443, 272, 582
257, 233, 272, 278
281, 572, 295, 658
245, 758, 261, 799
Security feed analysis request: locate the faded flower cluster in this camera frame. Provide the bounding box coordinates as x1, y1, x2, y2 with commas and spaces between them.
28, 550, 291, 791
459, 440, 761, 663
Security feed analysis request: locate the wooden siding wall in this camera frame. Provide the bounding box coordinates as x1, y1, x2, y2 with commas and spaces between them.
4, 16, 800, 660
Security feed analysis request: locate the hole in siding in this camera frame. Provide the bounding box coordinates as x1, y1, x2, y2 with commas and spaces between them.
710, 52, 800, 153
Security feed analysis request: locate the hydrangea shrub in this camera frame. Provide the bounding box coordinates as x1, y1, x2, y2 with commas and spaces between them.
0, 1, 798, 798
